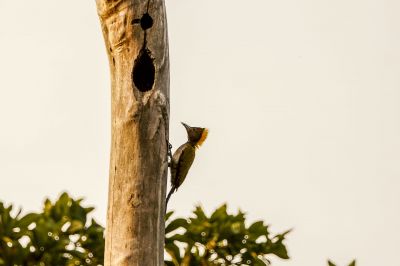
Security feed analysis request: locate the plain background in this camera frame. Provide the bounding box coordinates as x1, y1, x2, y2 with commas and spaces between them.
1, 1, 400, 265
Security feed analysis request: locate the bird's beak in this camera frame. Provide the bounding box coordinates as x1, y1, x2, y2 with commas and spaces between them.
181, 122, 191, 131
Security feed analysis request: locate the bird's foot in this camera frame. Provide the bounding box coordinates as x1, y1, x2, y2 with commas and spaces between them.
167, 140, 173, 161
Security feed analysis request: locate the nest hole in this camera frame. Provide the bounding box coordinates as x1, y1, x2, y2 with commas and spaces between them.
132, 47, 155, 92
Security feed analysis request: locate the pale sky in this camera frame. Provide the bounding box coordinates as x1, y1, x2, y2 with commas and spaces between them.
1, 1, 400, 266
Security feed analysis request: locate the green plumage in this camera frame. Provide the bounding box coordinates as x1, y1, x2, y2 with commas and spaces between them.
170, 142, 196, 190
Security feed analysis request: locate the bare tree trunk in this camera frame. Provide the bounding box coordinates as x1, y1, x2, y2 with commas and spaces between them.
96, 0, 169, 265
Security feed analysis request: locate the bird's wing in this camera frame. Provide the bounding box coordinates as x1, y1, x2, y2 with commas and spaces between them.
170, 144, 195, 189
170, 146, 183, 186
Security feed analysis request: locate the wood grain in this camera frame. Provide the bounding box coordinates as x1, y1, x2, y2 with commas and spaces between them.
96, 0, 170, 265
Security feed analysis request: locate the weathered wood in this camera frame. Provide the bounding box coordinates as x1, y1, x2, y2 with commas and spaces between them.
96, 0, 169, 265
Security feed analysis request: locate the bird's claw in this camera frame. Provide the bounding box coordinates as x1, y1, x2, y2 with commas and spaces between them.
167, 140, 173, 162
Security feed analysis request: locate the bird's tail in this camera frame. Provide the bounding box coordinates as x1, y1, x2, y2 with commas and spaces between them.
165, 186, 175, 208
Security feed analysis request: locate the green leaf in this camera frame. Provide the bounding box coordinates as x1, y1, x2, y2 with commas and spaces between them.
253, 257, 267, 266
328, 260, 337, 266
68, 249, 86, 260
84, 207, 95, 214
193, 206, 207, 221
210, 204, 227, 221
67, 220, 84, 234
165, 211, 174, 221
56, 192, 70, 211
1, 205, 13, 229
348, 260, 356, 266
17, 213, 39, 228
268, 232, 290, 259
43, 198, 52, 215
165, 242, 182, 264
248, 221, 268, 237
166, 234, 188, 243
69, 201, 88, 223
165, 218, 187, 234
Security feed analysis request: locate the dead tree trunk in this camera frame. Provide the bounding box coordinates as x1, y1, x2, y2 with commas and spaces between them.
96, 0, 169, 265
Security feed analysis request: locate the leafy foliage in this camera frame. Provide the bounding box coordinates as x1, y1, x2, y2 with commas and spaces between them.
0, 192, 104, 266
165, 204, 290, 265
1, 194, 289, 266
0, 193, 355, 266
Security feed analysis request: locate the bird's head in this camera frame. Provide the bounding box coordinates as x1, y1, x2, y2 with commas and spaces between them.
181, 122, 208, 148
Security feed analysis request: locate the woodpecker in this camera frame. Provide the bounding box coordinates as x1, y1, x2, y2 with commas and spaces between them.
166, 122, 208, 206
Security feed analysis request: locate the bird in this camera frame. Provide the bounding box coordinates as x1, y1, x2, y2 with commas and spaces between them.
166, 122, 208, 207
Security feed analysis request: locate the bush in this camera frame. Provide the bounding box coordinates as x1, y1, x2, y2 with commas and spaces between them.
0, 193, 104, 266
0, 193, 354, 266
165, 205, 289, 265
